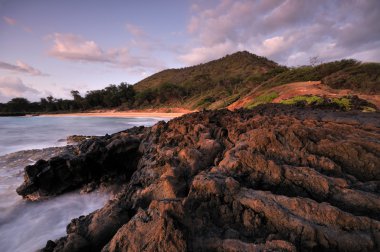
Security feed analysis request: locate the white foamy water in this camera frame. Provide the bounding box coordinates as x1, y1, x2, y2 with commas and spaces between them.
0, 116, 164, 252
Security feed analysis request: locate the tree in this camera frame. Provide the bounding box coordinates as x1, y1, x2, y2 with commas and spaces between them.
157, 83, 186, 103
70, 90, 82, 101
309, 56, 322, 67
85, 90, 105, 108
103, 84, 119, 107
135, 88, 156, 106
118, 82, 136, 106
7, 97, 30, 112
40, 98, 48, 111
45, 95, 57, 111
70, 90, 83, 110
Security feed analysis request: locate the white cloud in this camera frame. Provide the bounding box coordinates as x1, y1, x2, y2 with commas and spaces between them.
15, 61, 44, 75
47, 33, 165, 70
187, 17, 200, 33
260, 36, 289, 56
0, 60, 46, 76
48, 33, 111, 63
125, 22, 170, 53
0, 77, 41, 102
126, 23, 145, 37
179, 41, 234, 65
2, 16, 33, 33
180, 0, 380, 66
3, 16, 16, 26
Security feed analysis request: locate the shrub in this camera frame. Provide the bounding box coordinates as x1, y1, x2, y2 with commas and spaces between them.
281, 95, 324, 105
196, 96, 216, 108
332, 97, 351, 110
135, 88, 157, 106
322, 63, 380, 94
246, 92, 279, 109
362, 106, 377, 112
263, 59, 361, 89
279, 95, 363, 111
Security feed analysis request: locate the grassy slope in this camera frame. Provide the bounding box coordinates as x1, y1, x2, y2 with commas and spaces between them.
322, 63, 380, 93
133, 51, 286, 109
132, 51, 380, 110
228, 60, 380, 110
228, 81, 380, 110
135, 51, 281, 91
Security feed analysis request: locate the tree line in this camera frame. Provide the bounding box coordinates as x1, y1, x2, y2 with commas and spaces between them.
0, 82, 136, 114
0, 82, 187, 114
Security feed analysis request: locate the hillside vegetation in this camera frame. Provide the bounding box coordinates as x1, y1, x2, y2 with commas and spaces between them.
133, 53, 379, 109
133, 51, 285, 109
259, 59, 379, 94
261, 59, 359, 89
322, 62, 380, 93
134, 51, 282, 92
0, 51, 379, 113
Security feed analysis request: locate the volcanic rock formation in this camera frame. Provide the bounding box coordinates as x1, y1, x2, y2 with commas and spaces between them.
17, 104, 380, 251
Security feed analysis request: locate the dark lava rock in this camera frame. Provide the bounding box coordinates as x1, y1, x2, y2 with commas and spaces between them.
16, 128, 145, 200
0, 146, 69, 171
19, 104, 380, 251
66, 135, 95, 145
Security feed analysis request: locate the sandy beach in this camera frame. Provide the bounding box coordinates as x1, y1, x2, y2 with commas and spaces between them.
38, 110, 190, 118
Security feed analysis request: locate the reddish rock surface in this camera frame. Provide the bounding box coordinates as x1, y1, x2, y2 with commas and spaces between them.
17, 104, 380, 251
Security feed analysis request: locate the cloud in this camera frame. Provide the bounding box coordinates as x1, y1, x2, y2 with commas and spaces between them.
125, 22, 167, 52
2, 16, 33, 33
22, 26, 33, 33
3, 16, 16, 26
181, 0, 380, 66
0, 76, 41, 102
179, 41, 235, 65
48, 33, 112, 63
261, 36, 290, 57
0, 60, 46, 76
47, 33, 164, 70
126, 23, 145, 37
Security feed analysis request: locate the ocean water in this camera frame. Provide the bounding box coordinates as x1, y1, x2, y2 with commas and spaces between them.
0, 116, 164, 252
0, 116, 162, 156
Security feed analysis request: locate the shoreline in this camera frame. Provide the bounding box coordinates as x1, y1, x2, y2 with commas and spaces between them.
36, 111, 190, 118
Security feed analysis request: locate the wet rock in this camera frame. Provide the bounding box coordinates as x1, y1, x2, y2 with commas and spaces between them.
0, 146, 70, 171
16, 129, 144, 199
66, 135, 95, 145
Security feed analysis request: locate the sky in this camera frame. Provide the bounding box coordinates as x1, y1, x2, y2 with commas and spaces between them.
0, 0, 379, 102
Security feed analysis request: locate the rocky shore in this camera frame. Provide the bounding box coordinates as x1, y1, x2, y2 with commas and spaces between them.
16, 104, 380, 251
0, 147, 69, 171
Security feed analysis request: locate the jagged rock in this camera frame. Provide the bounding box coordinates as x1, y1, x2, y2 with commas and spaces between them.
66, 135, 94, 144
16, 129, 145, 200
102, 200, 187, 252
18, 104, 380, 251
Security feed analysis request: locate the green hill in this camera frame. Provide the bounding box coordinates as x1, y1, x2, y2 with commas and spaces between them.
133, 52, 379, 110
133, 51, 286, 109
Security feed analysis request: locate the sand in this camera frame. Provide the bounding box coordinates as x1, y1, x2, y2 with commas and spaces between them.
38, 111, 188, 118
